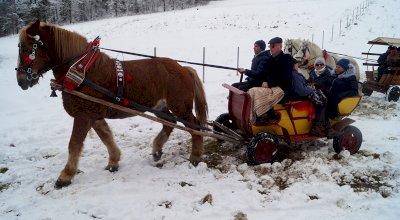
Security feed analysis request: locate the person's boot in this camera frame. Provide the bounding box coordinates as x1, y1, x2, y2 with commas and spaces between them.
310, 125, 326, 137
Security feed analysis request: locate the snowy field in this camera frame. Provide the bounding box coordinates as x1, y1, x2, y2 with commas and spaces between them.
1, 0, 400, 219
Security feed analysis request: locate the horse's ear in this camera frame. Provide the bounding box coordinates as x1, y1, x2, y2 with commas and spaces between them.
26, 19, 41, 35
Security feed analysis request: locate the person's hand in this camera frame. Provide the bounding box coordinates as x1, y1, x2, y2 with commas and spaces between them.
238, 68, 246, 74
261, 82, 269, 88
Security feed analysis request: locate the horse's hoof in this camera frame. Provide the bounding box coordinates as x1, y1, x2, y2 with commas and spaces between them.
54, 179, 71, 189
153, 151, 163, 161
191, 161, 199, 167
189, 156, 201, 166
105, 165, 119, 172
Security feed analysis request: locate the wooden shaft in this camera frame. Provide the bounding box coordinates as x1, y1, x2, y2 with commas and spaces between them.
61, 88, 244, 144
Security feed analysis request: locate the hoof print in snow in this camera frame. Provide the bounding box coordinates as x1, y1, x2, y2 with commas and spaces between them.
0, 167, 8, 174
158, 201, 172, 209
0, 183, 11, 192
200, 193, 213, 205
234, 211, 248, 220
179, 181, 193, 187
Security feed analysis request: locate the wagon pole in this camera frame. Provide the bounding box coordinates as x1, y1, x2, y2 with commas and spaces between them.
100, 47, 239, 71
52, 82, 243, 144
326, 50, 375, 62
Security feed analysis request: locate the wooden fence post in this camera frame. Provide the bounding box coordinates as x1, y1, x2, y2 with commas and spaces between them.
237, 47, 240, 75
202, 47, 205, 83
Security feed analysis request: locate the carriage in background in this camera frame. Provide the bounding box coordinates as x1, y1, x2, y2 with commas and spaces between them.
214, 84, 362, 165
361, 37, 400, 102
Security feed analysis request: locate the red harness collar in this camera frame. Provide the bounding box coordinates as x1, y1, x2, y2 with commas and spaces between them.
63, 37, 101, 91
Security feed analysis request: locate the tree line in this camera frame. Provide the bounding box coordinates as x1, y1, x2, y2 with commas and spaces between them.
0, 0, 211, 37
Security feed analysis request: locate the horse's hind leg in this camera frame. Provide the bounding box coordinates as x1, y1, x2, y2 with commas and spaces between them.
189, 132, 203, 166
179, 113, 204, 166
56, 117, 93, 188
92, 119, 121, 172
153, 124, 174, 161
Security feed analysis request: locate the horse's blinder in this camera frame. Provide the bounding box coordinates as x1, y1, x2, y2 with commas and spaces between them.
285, 40, 299, 56
15, 34, 47, 81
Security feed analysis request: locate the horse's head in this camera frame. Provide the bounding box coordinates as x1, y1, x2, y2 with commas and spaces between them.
284, 39, 302, 56
293, 40, 311, 66
16, 20, 52, 90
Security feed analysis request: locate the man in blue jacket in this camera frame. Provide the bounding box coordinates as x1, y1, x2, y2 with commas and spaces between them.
233, 40, 270, 91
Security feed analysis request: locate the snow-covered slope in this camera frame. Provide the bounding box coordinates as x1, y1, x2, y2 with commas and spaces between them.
1, 0, 399, 219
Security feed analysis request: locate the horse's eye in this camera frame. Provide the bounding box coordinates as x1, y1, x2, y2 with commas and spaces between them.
18, 43, 29, 53
288, 48, 292, 52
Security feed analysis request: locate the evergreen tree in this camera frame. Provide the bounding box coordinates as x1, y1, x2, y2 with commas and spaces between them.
60, 0, 72, 24
0, 0, 212, 36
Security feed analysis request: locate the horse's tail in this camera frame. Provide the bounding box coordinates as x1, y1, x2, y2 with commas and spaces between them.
184, 66, 208, 127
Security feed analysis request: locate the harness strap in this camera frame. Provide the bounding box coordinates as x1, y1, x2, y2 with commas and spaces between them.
322, 49, 329, 61
80, 79, 209, 131
114, 59, 125, 104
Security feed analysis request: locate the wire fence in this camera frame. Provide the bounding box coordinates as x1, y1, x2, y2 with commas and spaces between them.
130, 0, 376, 83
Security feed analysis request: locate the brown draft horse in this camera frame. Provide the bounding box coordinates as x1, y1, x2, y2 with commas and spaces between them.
16, 20, 208, 188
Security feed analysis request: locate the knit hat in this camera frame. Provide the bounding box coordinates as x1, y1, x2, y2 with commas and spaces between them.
268, 37, 283, 44
336, 58, 350, 71
254, 40, 266, 50
314, 57, 326, 66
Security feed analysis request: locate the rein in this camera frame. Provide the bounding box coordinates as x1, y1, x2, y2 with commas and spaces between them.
325, 50, 374, 62
100, 47, 239, 71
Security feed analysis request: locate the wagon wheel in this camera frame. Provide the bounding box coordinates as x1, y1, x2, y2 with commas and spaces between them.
333, 125, 362, 154
246, 132, 278, 165
361, 82, 373, 96
213, 113, 234, 134
387, 86, 400, 102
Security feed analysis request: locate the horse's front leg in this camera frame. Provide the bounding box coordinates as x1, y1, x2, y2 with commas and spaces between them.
55, 116, 93, 188
92, 119, 121, 172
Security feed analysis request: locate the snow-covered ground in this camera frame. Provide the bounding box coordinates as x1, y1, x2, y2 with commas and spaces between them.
1, 0, 400, 219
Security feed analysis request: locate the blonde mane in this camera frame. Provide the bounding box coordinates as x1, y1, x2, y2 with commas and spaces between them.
52, 25, 88, 60
19, 22, 89, 60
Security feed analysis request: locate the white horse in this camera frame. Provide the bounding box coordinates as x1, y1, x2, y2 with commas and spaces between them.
284, 39, 311, 78
293, 40, 361, 93
293, 40, 337, 70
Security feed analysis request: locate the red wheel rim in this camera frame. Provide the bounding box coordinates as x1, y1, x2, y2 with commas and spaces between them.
340, 132, 359, 154
255, 140, 275, 162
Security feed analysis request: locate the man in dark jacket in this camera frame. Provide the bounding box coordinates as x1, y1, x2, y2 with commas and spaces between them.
377, 46, 392, 81
264, 37, 294, 102
233, 40, 270, 91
